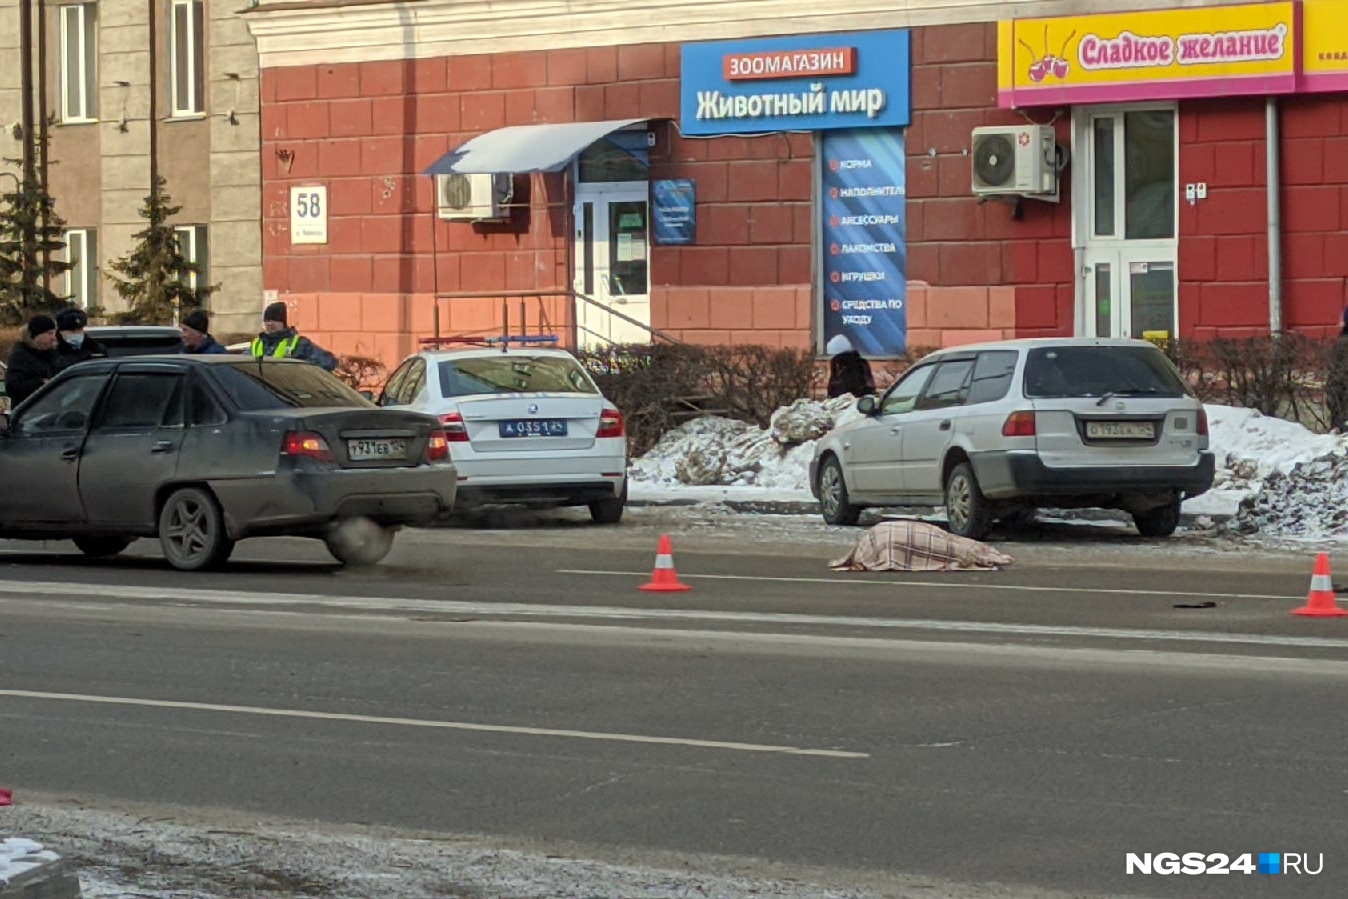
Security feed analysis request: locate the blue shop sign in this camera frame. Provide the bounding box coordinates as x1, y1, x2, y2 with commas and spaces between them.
652, 179, 696, 245
679, 30, 912, 136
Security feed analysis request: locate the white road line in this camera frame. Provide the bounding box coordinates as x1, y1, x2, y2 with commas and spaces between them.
4, 580, 1348, 649
0, 689, 868, 759
558, 568, 1299, 601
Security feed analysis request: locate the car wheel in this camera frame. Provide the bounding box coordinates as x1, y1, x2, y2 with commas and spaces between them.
1133, 498, 1182, 537
324, 516, 396, 566
72, 536, 133, 559
945, 462, 992, 540
589, 481, 627, 525
158, 487, 234, 571
818, 456, 861, 526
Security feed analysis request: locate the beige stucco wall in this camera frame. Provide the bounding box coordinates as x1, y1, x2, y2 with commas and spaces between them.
0, 0, 260, 332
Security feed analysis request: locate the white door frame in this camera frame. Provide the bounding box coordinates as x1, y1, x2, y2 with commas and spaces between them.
1072, 103, 1179, 339
573, 179, 651, 346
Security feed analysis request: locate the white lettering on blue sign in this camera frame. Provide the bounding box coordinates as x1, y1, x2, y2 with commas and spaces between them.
837, 185, 905, 197
694, 85, 885, 121
838, 214, 903, 226
839, 242, 898, 253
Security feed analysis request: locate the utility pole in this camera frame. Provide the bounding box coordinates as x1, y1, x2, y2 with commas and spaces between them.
17, 0, 37, 306
147, 0, 162, 313
36, 0, 51, 299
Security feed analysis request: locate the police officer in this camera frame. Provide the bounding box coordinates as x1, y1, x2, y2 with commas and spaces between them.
251, 301, 338, 371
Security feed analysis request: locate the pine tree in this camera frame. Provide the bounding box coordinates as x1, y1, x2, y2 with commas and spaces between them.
0, 135, 72, 326
108, 176, 216, 324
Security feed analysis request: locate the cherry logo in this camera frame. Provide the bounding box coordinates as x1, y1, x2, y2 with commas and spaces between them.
829, 187, 839, 198
1021, 28, 1075, 82
828, 160, 840, 171
830, 271, 841, 283
830, 299, 842, 312
830, 243, 840, 255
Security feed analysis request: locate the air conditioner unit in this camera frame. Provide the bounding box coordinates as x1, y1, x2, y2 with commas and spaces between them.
436, 172, 514, 221
971, 125, 1057, 199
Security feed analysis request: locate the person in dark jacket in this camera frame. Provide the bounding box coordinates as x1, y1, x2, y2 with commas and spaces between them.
180, 308, 228, 354
5, 314, 60, 407
251, 301, 338, 371
53, 306, 108, 372
1327, 307, 1348, 432
825, 334, 876, 399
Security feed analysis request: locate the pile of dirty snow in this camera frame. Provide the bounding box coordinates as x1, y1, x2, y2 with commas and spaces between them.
629, 397, 1348, 538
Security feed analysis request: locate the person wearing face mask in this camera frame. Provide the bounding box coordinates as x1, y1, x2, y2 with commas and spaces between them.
5, 315, 61, 407
53, 306, 108, 372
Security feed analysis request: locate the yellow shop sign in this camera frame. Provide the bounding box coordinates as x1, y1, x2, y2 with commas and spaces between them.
999, 2, 1299, 107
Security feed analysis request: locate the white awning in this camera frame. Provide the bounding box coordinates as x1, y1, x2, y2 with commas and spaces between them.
424, 118, 648, 175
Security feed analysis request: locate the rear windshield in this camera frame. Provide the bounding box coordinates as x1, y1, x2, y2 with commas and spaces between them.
211, 362, 373, 410
438, 355, 598, 397
1023, 346, 1188, 399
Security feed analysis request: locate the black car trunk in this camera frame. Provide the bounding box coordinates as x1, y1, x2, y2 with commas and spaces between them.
298, 409, 436, 468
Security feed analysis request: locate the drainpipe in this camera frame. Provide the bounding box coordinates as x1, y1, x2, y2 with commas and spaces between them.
1266, 96, 1283, 334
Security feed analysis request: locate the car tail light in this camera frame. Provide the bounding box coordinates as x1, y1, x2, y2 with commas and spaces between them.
438, 412, 469, 442
426, 429, 450, 462
1002, 410, 1036, 437
1196, 408, 1209, 436
282, 430, 335, 462
596, 409, 625, 439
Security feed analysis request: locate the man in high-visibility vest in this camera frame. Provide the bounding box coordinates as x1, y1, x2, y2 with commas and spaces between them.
251, 301, 338, 371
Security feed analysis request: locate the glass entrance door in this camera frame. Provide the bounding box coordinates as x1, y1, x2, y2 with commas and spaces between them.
1077, 107, 1178, 340
574, 182, 651, 346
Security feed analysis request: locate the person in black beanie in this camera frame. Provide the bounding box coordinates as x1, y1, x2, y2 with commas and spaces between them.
53, 306, 108, 372
1328, 306, 1348, 432
180, 308, 228, 354
251, 301, 337, 371
5, 314, 61, 407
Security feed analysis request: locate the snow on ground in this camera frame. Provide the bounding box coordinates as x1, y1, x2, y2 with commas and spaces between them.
0, 836, 61, 887
628, 398, 1348, 538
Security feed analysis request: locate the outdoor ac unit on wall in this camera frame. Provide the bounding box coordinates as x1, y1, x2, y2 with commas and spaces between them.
436, 172, 514, 221
971, 125, 1057, 199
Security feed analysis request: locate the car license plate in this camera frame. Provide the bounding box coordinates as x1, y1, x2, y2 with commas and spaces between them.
347, 437, 407, 460
499, 419, 567, 438
1086, 420, 1155, 439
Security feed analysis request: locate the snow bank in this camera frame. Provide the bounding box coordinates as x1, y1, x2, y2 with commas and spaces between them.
628, 398, 1348, 537
1, 837, 62, 887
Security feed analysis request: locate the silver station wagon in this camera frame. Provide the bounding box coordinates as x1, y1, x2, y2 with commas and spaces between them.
810, 338, 1216, 538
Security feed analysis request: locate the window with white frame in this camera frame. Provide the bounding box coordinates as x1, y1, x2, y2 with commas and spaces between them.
170, 0, 205, 116
59, 2, 98, 122
65, 228, 98, 308
175, 225, 209, 296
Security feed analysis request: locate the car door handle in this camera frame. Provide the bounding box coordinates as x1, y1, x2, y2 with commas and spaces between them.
150, 440, 175, 454
939, 420, 952, 431
60, 446, 79, 461
889, 425, 903, 433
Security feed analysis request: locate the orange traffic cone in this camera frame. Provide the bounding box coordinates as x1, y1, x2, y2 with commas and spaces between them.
1291, 553, 1347, 617
639, 534, 692, 592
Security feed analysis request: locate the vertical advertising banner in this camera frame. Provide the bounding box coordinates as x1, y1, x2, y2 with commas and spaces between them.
820, 128, 907, 356
651, 179, 697, 245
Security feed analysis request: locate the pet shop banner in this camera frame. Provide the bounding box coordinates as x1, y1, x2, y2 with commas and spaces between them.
998, 1, 1299, 107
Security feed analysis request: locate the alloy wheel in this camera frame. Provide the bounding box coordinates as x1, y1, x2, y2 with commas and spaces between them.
164, 495, 213, 565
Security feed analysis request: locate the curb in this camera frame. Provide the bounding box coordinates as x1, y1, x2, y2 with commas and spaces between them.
628, 497, 1231, 528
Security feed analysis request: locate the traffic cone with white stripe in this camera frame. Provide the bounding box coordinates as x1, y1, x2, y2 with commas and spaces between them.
639, 533, 691, 592
1291, 553, 1346, 617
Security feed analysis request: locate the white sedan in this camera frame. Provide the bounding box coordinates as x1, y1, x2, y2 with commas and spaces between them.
378, 345, 628, 523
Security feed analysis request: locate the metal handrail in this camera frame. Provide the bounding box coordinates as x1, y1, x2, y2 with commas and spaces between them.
432, 288, 684, 347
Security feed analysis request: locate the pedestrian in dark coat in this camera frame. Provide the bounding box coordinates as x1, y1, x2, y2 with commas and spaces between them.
5, 315, 61, 407
53, 306, 108, 372
825, 334, 876, 399
180, 308, 228, 354
1327, 307, 1348, 432
250, 301, 338, 371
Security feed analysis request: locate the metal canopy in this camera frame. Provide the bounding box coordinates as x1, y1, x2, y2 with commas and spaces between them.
423, 118, 649, 175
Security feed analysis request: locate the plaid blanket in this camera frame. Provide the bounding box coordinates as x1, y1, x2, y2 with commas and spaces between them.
830, 520, 1014, 572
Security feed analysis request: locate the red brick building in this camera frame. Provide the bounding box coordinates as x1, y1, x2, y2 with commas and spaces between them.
244, 0, 1348, 369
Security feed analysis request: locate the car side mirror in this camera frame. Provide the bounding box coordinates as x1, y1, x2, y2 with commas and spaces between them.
856, 395, 878, 416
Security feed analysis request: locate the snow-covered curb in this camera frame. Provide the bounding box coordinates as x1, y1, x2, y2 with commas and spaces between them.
628, 399, 1348, 537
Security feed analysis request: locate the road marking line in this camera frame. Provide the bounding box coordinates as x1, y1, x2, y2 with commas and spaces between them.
0, 689, 869, 760
557, 568, 1298, 602
5, 581, 1348, 649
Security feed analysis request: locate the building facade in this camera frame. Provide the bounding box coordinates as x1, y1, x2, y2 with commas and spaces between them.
0, 0, 262, 334
243, 0, 1348, 368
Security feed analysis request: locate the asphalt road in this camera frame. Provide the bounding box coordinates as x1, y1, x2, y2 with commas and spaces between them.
3, 512, 1347, 898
